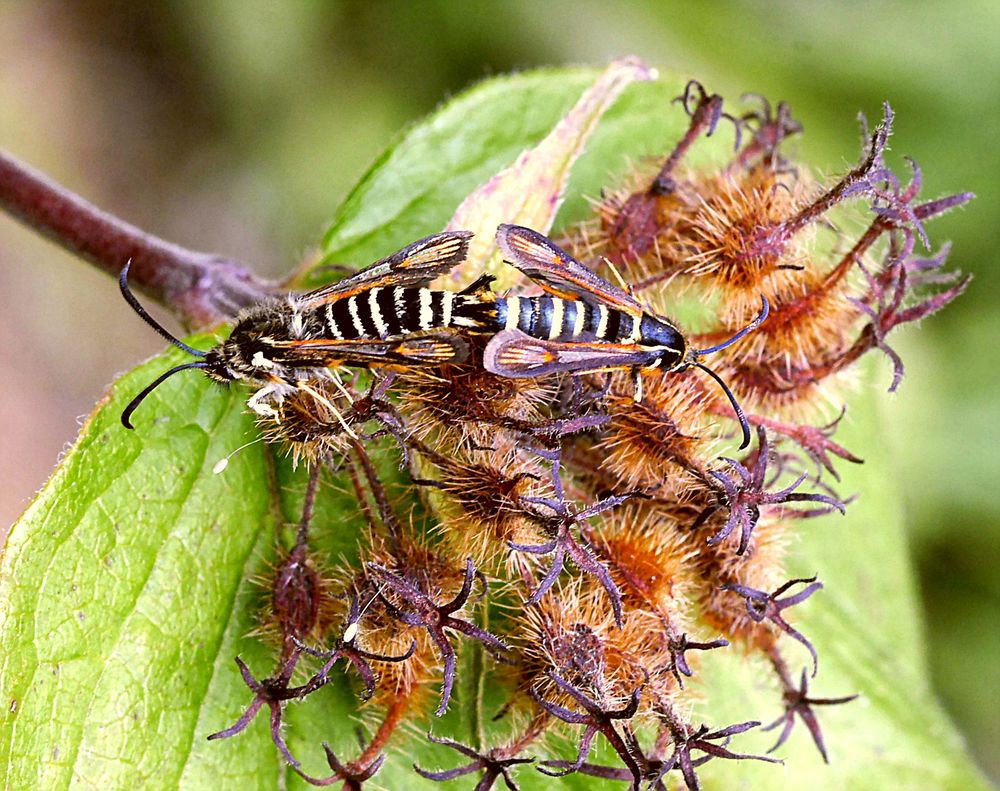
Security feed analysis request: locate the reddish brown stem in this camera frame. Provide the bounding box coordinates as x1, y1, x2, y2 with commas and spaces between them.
655, 92, 724, 188
344, 456, 380, 537
499, 711, 549, 759
349, 691, 411, 772
296, 465, 322, 548
0, 148, 272, 330
764, 128, 883, 246
350, 438, 404, 557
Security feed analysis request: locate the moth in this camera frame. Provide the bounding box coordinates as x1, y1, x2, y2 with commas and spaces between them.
120, 231, 494, 428
483, 224, 768, 448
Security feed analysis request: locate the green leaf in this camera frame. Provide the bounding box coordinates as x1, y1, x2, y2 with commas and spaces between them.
443, 57, 654, 288
0, 353, 283, 789
692, 362, 991, 790
312, 66, 596, 282
1, 66, 989, 791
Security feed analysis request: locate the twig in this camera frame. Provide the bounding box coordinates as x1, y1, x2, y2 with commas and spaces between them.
0, 148, 272, 329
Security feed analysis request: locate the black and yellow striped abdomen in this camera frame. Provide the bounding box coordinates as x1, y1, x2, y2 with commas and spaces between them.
318, 286, 493, 340
494, 295, 643, 344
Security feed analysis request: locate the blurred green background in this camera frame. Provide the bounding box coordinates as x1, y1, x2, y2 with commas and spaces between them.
0, 0, 996, 781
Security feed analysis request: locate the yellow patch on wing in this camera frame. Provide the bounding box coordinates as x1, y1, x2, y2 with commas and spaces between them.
399, 234, 470, 271
498, 345, 555, 366
395, 338, 461, 361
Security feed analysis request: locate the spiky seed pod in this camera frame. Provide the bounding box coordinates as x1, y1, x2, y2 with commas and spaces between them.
590, 171, 692, 271
696, 515, 789, 654
587, 501, 697, 626
603, 606, 681, 717
514, 582, 686, 724
587, 370, 720, 494
359, 533, 485, 711
352, 599, 439, 710
421, 449, 549, 571
675, 164, 816, 295
253, 543, 339, 653
517, 584, 616, 698
255, 383, 353, 467
396, 354, 555, 453
723, 246, 859, 364
723, 219, 961, 417
581, 160, 816, 314
254, 376, 409, 468
717, 278, 862, 419
569, 82, 737, 277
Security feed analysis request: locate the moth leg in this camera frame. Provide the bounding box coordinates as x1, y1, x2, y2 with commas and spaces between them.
328, 366, 355, 404
296, 380, 360, 441
248, 382, 284, 418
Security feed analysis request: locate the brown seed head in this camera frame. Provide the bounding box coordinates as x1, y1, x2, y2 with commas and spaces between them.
593, 371, 719, 493
426, 450, 549, 570
255, 380, 356, 467
252, 544, 338, 654
397, 356, 554, 452
359, 536, 469, 707
589, 502, 697, 624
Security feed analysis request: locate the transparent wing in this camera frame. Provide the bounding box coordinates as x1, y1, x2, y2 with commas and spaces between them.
483, 329, 655, 378
299, 231, 473, 307
496, 224, 643, 315
270, 334, 469, 367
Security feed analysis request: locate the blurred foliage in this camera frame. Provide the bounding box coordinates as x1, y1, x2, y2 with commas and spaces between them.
0, 0, 996, 781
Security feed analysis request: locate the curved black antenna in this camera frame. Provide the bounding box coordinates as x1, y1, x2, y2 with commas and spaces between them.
121, 361, 209, 429
684, 294, 768, 449
119, 261, 206, 358
692, 361, 752, 450
695, 295, 770, 356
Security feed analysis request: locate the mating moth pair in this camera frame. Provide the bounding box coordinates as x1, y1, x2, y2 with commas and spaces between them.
121, 224, 767, 448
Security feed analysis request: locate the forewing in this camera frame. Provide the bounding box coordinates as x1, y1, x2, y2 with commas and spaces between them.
484, 329, 655, 378
496, 224, 643, 315
271, 334, 469, 367
392, 335, 470, 364
300, 231, 473, 306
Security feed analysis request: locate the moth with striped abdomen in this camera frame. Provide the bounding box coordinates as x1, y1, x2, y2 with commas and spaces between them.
120, 231, 494, 428
484, 224, 769, 448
